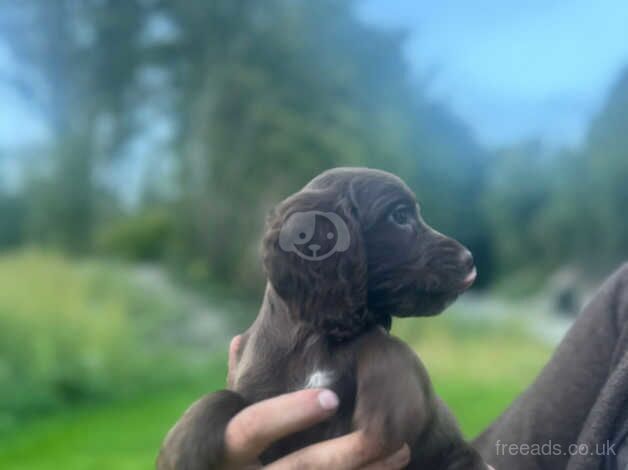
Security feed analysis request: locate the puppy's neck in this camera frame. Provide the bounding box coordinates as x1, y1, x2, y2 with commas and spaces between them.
261, 283, 293, 326
260, 283, 391, 342
233, 283, 391, 389
259, 284, 315, 340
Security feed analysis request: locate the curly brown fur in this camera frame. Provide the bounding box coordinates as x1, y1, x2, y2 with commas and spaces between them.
157, 167, 485, 469
262, 183, 370, 340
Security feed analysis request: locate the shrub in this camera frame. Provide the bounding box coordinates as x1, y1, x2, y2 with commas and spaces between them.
0, 250, 200, 429
94, 210, 173, 262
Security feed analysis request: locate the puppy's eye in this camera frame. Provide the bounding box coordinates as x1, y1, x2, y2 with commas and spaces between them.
390, 206, 413, 226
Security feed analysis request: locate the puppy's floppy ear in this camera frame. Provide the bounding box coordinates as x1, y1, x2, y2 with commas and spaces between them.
263, 187, 370, 340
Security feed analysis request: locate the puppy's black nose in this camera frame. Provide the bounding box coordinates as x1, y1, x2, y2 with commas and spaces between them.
460, 249, 475, 271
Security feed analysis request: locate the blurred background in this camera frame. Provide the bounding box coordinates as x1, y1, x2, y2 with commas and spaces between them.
1, 1, 628, 468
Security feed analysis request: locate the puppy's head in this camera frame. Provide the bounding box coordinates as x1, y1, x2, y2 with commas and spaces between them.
263, 167, 476, 339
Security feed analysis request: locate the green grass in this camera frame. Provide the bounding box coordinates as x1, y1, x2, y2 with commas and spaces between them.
0, 360, 228, 470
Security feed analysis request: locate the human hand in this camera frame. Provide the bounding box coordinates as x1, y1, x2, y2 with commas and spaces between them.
223, 336, 410, 469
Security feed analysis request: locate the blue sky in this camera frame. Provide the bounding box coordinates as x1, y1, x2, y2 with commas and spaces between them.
0, 42, 48, 149
358, 0, 628, 147
2, 1, 628, 151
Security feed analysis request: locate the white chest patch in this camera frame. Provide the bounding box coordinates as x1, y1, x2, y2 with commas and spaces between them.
304, 369, 334, 389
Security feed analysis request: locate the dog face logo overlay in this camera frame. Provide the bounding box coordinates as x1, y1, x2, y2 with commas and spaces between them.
278, 211, 351, 261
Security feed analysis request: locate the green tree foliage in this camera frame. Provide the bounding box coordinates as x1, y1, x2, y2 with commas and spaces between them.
485, 68, 628, 275
0, 0, 149, 251
0, 193, 24, 249
580, 68, 628, 264
8, 1, 628, 291
146, 0, 492, 288
483, 142, 553, 274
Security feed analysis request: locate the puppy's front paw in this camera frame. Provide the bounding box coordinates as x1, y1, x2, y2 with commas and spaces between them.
157, 390, 246, 470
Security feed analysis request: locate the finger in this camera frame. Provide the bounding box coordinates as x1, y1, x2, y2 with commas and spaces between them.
225, 388, 339, 464
265, 431, 387, 470
227, 335, 242, 387
362, 444, 410, 470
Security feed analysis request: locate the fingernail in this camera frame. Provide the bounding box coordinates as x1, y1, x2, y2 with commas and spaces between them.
317, 389, 339, 410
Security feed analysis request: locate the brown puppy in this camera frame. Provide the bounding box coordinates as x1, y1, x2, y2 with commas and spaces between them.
157, 168, 485, 469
